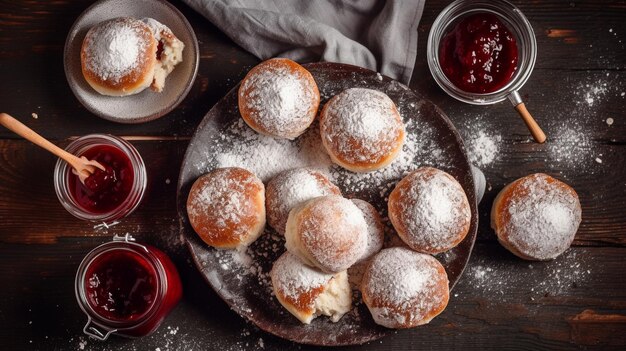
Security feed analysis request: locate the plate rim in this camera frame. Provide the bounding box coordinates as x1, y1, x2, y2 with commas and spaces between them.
176, 61, 478, 346
63, 0, 200, 124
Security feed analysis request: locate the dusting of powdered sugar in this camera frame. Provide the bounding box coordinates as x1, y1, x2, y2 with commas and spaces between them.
502, 174, 581, 260
270, 252, 333, 302
83, 17, 149, 82
465, 247, 592, 300
187, 168, 262, 242
292, 196, 368, 273
390, 168, 470, 253
320, 88, 404, 164
185, 67, 467, 341
265, 168, 341, 235
455, 114, 502, 167
331, 118, 449, 196
351, 199, 385, 263
362, 247, 447, 328
239, 59, 316, 137
209, 119, 332, 182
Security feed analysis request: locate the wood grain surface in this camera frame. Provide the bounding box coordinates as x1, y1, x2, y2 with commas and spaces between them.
0, 0, 625, 350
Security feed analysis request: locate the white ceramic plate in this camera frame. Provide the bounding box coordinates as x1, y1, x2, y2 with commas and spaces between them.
64, 0, 199, 123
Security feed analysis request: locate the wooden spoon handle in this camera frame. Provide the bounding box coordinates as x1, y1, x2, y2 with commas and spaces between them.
514, 103, 546, 143
0, 113, 83, 167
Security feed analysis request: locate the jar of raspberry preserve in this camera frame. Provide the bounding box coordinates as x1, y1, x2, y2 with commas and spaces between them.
53, 134, 147, 223
75, 234, 182, 340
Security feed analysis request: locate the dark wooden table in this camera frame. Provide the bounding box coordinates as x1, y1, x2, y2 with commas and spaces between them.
1, 0, 625, 350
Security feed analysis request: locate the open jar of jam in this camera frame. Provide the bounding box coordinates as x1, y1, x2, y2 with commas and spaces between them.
53, 134, 147, 222
75, 234, 182, 340
427, 0, 546, 142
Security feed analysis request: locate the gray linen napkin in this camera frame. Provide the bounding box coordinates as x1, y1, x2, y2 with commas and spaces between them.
182, 0, 425, 84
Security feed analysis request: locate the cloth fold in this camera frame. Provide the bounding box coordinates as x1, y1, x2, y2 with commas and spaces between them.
183, 0, 425, 84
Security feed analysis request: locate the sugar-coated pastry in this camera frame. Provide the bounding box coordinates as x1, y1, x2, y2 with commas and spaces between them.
186, 167, 265, 249
270, 252, 351, 324
265, 168, 341, 235
81, 17, 157, 96
319, 88, 405, 172
141, 18, 185, 92
351, 199, 384, 263
285, 195, 367, 273
491, 173, 582, 261
81, 17, 184, 96
347, 199, 385, 288
388, 167, 471, 254
361, 247, 449, 329
238, 58, 320, 139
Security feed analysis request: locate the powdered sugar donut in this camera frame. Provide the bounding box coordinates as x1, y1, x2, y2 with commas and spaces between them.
285, 195, 368, 273
361, 247, 449, 329
81, 17, 157, 96
238, 58, 320, 139
491, 173, 581, 261
270, 252, 351, 324
186, 167, 265, 249
351, 199, 385, 263
320, 88, 405, 172
266, 168, 341, 235
81, 17, 184, 96
388, 167, 471, 254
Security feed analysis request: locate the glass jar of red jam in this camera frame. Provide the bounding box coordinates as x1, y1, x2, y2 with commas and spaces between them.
427, 0, 537, 105
75, 234, 182, 340
53, 134, 147, 222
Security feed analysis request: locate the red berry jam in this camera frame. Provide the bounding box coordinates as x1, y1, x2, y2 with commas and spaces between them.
439, 12, 518, 94
77, 238, 182, 339
69, 144, 134, 213
85, 250, 157, 322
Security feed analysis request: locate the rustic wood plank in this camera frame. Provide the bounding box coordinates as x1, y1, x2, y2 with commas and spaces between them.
0, 0, 625, 139
0, 139, 187, 244
1, 124, 624, 247
0, 0, 625, 349
1, 242, 624, 350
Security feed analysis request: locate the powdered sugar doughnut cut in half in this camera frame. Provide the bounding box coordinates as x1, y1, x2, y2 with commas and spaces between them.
270, 252, 351, 324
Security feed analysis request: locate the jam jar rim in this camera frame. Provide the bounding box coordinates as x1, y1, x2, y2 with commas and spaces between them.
74, 239, 169, 329
53, 134, 147, 222
426, 0, 538, 105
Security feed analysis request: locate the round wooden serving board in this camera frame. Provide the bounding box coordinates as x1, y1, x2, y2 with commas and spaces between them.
176, 62, 478, 346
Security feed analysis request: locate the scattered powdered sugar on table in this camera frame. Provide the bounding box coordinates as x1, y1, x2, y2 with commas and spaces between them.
547, 121, 594, 167
578, 81, 608, 107
466, 249, 592, 299
458, 114, 502, 167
